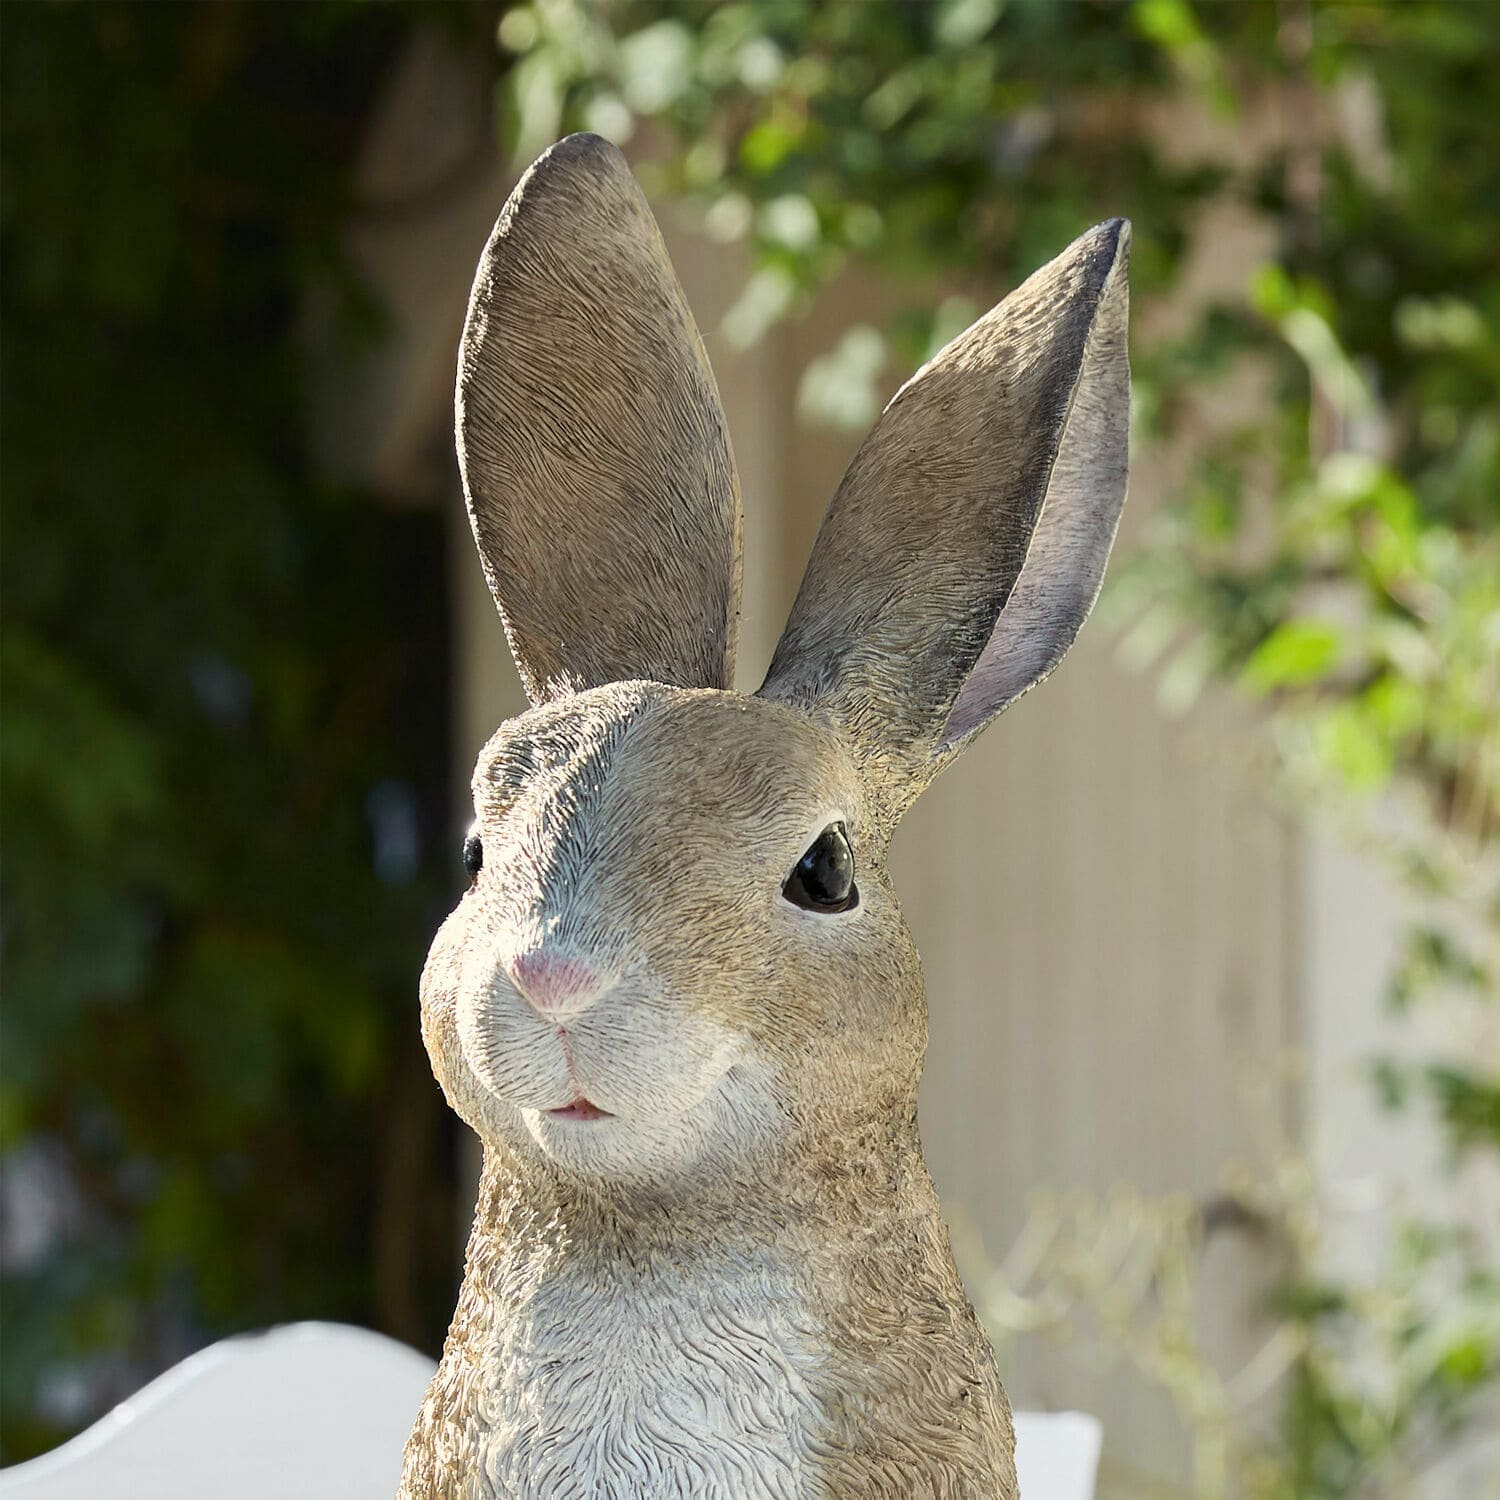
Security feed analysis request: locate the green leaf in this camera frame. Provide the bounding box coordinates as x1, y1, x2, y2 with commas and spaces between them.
739, 117, 803, 176
934, 0, 1003, 51
1315, 703, 1395, 790
1241, 620, 1343, 693
1438, 1335, 1491, 1385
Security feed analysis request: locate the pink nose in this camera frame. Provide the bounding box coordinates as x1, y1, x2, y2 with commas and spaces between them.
506, 950, 605, 1015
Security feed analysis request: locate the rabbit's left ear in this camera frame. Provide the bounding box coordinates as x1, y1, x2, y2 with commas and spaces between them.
457, 134, 743, 703
760, 220, 1130, 825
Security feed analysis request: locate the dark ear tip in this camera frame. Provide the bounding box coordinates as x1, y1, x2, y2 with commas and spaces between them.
1092, 217, 1128, 276
1085, 217, 1131, 272
544, 131, 628, 171
505, 134, 638, 224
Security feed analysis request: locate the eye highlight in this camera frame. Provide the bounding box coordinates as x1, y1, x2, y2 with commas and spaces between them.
462, 830, 484, 884
783, 821, 858, 914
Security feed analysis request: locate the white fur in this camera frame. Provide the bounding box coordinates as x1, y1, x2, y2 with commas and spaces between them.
455, 948, 786, 1179
461, 1241, 828, 1499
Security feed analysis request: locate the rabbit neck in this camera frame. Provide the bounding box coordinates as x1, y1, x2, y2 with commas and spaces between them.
401, 1126, 1017, 1499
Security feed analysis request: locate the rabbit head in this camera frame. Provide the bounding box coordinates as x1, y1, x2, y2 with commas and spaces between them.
419, 133, 1130, 1188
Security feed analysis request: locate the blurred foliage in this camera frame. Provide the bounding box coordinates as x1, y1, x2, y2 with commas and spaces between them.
499, 0, 1500, 1491
962, 1146, 1499, 1498
0, 0, 494, 1460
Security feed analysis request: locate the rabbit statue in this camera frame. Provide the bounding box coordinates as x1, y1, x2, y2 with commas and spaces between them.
398, 133, 1129, 1500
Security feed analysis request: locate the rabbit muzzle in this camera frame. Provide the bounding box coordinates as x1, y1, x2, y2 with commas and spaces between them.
452, 946, 774, 1178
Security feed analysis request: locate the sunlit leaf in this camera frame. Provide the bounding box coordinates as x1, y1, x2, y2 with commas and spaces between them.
1242, 620, 1344, 693
616, 20, 695, 115
797, 324, 888, 431
722, 263, 798, 348
934, 0, 1003, 51
1316, 703, 1395, 790
759, 193, 820, 252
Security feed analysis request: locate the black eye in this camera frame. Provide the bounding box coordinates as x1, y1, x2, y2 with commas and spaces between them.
462, 831, 483, 883
783, 821, 858, 913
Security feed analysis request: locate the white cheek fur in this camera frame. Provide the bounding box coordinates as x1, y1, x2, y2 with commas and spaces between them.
454, 952, 787, 1180
519, 1055, 784, 1180
456, 970, 572, 1111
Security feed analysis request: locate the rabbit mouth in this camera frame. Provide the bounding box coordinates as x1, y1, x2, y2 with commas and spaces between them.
547, 1097, 611, 1122
547, 1030, 612, 1120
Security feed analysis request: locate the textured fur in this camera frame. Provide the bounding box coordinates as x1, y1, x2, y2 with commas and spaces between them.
761, 217, 1130, 824
400, 134, 1130, 1499
457, 133, 743, 701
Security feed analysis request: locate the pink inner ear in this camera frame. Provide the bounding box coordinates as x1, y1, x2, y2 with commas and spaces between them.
941, 490, 1112, 745
941, 271, 1129, 750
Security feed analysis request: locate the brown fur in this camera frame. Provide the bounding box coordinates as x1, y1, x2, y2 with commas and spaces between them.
457, 134, 743, 702
761, 217, 1130, 826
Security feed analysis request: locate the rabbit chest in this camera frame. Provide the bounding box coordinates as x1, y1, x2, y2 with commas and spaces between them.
465, 1243, 829, 1500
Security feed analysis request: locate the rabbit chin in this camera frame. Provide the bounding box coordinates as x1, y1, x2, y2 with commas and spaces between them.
512, 1057, 781, 1179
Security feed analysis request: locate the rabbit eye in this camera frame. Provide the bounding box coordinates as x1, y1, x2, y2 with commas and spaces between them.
462, 831, 484, 883
783, 822, 858, 914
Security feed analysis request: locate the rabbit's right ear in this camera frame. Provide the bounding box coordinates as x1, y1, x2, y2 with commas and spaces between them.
457, 134, 743, 704
761, 221, 1130, 827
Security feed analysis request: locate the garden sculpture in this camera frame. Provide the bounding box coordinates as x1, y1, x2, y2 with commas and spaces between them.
398, 133, 1130, 1500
